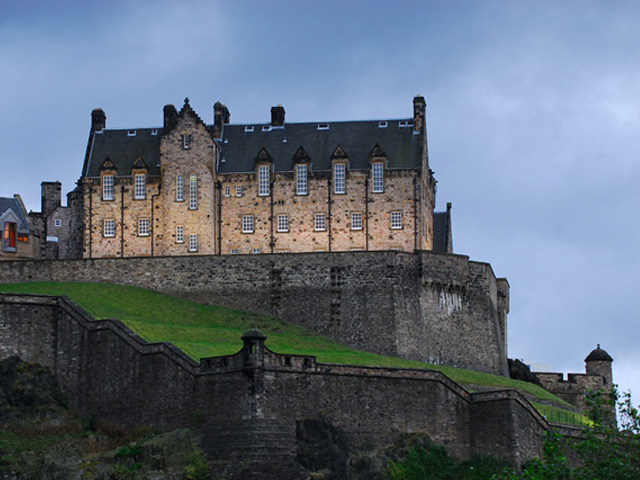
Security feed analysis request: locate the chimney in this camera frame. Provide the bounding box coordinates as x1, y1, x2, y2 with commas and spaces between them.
163, 104, 178, 130
91, 109, 106, 132
213, 102, 230, 138
413, 95, 426, 133
271, 105, 285, 128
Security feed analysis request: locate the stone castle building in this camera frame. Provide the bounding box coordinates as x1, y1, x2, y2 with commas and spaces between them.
78, 96, 451, 258
0, 195, 36, 261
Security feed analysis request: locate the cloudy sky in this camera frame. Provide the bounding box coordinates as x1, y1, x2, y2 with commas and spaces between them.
1, 1, 639, 398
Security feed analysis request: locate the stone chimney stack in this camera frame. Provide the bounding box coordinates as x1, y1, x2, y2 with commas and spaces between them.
413, 95, 426, 133
213, 102, 230, 138
91, 109, 106, 132
163, 104, 178, 130
41, 181, 62, 217
271, 105, 285, 128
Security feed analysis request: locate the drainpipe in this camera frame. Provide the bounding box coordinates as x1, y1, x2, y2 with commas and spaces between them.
413, 177, 418, 252
150, 183, 161, 257
327, 177, 332, 252
269, 180, 275, 254
88, 185, 93, 258
215, 181, 222, 255
120, 185, 125, 258
364, 177, 369, 251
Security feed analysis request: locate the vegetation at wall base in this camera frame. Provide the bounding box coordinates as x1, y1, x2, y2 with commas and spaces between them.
1, 282, 580, 420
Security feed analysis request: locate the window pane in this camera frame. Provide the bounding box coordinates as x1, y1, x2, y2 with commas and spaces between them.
103, 175, 114, 200
176, 174, 184, 201
189, 174, 197, 209
277, 215, 289, 232
176, 225, 184, 243
258, 165, 270, 196
351, 213, 362, 230
135, 174, 146, 199
314, 213, 326, 231
189, 234, 197, 251
334, 164, 345, 194
391, 211, 402, 229
296, 164, 307, 195
138, 218, 149, 236
372, 162, 384, 193
242, 215, 254, 233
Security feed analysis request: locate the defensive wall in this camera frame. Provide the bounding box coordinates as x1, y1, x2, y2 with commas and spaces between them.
0, 250, 509, 375
0, 293, 546, 477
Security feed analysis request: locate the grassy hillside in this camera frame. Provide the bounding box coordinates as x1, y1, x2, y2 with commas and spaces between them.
0, 282, 587, 424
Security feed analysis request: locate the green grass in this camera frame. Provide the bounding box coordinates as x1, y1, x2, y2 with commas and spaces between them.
0, 282, 580, 419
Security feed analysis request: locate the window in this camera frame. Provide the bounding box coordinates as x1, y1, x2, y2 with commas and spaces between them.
2, 222, 16, 251
230, 248, 239, 254
17, 235, 27, 243
258, 165, 270, 196
138, 218, 150, 236
314, 213, 326, 231
391, 211, 402, 229
54, 219, 62, 227
334, 163, 345, 194
277, 214, 289, 232
296, 164, 307, 195
378, 121, 388, 128
189, 174, 197, 209
236, 186, 243, 197
252, 248, 261, 254
189, 234, 197, 252
242, 215, 254, 233
102, 175, 114, 201
176, 225, 184, 243
127, 130, 136, 137
134, 174, 146, 199
317, 124, 330, 130
183, 134, 192, 149
176, 174, 184, 201
224, 186, 230, 197
372, 162, 384, 193
104, 219, 115, 237
351, 212, 363, 231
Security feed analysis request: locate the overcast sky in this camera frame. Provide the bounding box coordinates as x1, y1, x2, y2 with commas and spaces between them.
1, 0, 638, 399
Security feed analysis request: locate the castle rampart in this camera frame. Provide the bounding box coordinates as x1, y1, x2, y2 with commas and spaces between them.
0, 250, 508, 375
0, 293, 544, 476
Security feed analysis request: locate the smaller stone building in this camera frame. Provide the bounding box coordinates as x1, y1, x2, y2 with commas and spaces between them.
0, 195, 36, 261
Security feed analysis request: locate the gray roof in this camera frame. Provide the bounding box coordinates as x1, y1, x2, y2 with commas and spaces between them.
0, 197, 30, 233
216, 120, 423, 173
85, 128, 162, 177
84, 120, 424, 178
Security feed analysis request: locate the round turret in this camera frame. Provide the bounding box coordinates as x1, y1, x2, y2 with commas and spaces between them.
585, 344, 613, 363
585, 344, 613, 387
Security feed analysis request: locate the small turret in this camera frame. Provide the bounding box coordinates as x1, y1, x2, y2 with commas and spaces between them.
585, 344, 613, 387
242, 327, 266, 367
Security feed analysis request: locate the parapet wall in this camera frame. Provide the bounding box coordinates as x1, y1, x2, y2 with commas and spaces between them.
0, 250, 508, 375
0, 293, 542, 473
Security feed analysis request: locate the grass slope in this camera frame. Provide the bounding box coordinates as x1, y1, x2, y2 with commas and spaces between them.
0, 282, 582, 422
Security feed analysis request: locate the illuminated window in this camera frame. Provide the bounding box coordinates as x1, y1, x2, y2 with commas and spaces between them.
2, 222, 16, 251
277, 214, 289, 232
134, 174, 146, 199
176, 225, 184, 243
296, 164, 307, 195
102, 175, 114, 201
351, 212, 363, 231
242, 215, 254, 233
372, 162, 384, 193
176, 174, 184, 201
334, 163, 345, 194
189, 174, 197, 209
314, 213, 326, 231
391, 211, 402, 229
258, 165, 270, 196
104, 219, 115, 237
138, 218, 150, 236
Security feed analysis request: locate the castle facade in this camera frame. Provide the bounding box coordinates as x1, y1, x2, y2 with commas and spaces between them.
79, 97, 450, 258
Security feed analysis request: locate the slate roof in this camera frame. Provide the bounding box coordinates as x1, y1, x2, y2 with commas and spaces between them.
216, 120, 423, 173
84, 119, 424, 178
84, 128, 163, 177
585, 345, 613, 362
0, 197, 30, 233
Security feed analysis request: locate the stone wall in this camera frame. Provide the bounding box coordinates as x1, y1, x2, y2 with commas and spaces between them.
0, 293, 544, 476
0, 250, 508, 375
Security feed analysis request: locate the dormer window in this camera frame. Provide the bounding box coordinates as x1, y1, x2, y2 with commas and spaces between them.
317, 124, 330, 130
102, 174, 114, 201
127, 130, 136, 136
296, 164, 308, 195
2, 221, 16, 252
262, 125, 272, 132
151, 129, 158, 136
378, 121, 388, 128
334, 163, 346, 194
244, 126, 254, 133
182, 134, 192, 149
134, 174, 146, 199
258, 165, 270, 196
398, 120, 414, 128
372, 162, 384, 193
